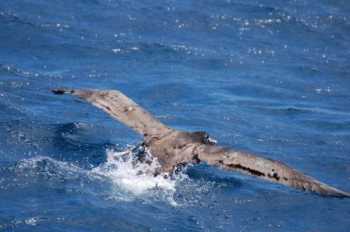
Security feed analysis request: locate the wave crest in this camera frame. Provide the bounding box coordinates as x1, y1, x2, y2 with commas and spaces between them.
10, 146, 209, 206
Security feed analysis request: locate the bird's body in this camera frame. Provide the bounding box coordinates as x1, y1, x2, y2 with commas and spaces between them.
145, 130, 210, 173
52, 88, 350, 198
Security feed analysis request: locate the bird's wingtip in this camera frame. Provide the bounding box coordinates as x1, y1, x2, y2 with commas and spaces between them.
52, 88, 75, 95
332, 189, 350, 198
318, 183, 350, 198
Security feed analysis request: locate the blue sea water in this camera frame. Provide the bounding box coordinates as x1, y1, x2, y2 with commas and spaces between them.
1, 0, 350, 231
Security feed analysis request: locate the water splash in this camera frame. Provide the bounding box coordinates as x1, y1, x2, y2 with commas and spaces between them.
10, 146, 200, 206
91, 146, 183, 205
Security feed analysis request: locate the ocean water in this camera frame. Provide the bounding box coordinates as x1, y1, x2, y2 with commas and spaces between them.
1, 0, 350, 231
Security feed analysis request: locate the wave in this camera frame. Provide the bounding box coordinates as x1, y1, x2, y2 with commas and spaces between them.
0, 63, 63, 79
8, 146, 214, 206
0, 11, 36, 28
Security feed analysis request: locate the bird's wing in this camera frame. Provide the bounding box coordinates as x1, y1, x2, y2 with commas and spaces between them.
196, 144, 350, 197
52, 88, 173, 137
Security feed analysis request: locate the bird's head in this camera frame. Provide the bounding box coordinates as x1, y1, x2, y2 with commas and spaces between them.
191, 131, 217, 145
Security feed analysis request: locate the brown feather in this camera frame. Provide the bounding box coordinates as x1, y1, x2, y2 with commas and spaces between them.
196, 144, 350, 197
52, 88, 172, 137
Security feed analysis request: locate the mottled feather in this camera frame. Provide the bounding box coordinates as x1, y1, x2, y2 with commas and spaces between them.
52, 88, 173, 137
196, 144, 350, 197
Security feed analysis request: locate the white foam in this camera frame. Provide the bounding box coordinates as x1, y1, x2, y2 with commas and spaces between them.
14, 147, 208, 206
15, 155, 86, 178
91, 148, 181, 205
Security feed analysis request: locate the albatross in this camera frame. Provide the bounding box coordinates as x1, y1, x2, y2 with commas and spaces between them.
52, 88, 350, 197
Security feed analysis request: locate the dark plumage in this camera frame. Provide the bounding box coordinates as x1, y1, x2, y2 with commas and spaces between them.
52, 88, 350, 198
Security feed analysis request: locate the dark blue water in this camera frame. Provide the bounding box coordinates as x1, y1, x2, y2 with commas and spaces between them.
1, 0, 350, 231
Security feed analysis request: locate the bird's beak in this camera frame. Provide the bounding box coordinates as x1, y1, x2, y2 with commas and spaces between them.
207, 137, 217, 145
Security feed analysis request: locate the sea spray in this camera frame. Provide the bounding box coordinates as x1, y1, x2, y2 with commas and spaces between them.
12, 146, 196, 206
91, 147, 183, 205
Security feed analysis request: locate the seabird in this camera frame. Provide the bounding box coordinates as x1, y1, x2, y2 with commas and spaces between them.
52, 88, 350, 197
